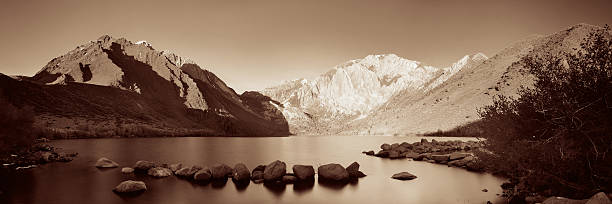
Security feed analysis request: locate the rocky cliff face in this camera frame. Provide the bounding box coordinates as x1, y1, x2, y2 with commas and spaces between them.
5, 35, 289, 137
262, 53, 487, 134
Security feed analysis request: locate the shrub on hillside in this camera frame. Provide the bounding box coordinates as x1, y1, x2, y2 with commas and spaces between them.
478, 26, 612, 198
0, 94, 36, 154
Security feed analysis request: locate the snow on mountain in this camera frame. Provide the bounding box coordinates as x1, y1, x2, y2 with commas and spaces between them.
262, 53, 486, 134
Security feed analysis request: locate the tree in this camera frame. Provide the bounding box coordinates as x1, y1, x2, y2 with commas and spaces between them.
478, 25, 612, 197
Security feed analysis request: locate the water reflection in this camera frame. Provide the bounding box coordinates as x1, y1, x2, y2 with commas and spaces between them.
0, 136, 507, 204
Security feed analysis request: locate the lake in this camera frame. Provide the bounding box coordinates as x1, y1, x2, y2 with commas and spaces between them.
0, 136, 506, 204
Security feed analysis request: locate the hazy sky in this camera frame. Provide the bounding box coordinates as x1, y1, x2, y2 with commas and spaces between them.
1, 0, 611, 93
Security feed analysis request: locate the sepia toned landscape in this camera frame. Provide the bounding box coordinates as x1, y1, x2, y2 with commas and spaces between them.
1, 0, 611, 204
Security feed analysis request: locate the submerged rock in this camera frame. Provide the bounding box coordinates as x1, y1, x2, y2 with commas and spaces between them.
317, 163, 349, 182
121, 167, 134, 173
147, 167, 173, 178
113, 180, 146, 194
95, 157, 118, 168
263, 160, 286, 182
391, 172, 417, 180
292, 165, 315, 180
133, 160, 156, 172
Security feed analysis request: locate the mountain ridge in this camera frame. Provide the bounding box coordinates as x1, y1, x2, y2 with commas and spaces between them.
1, 35, 290, 137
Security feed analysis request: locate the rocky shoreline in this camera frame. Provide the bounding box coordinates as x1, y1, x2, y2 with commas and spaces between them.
363, 139, 612, 204
96, 158, 368, 194
362, 138, 485, 171
0, 139, 78, 170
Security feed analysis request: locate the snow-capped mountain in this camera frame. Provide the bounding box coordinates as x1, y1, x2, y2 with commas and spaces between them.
262, 53, 487, 134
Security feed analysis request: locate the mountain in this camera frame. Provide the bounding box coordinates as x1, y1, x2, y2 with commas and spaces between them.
338, 23, 608, 135
262, 53, 487, 134
263, 23, 608, 135
0, 35, 289, 137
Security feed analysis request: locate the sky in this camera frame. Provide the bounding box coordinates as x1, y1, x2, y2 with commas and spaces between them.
0, 0, 611, 93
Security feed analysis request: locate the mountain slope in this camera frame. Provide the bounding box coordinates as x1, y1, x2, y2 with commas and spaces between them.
1, 35, 289, 137
338, 23, 608, 135
263, 53, 486, 134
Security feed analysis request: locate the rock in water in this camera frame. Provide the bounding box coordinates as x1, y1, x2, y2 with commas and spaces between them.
232, 163, 251, 182
431, 154, 450, 162
252, 171, 264, 181
121, 167, 134, 173
282, 175, 298, 184
95, 157, 118, 168
169, 163, 183, 173
449, 152, 471, 160
263, 160, 286, 182
211, 163, 233, 180
252, 165, 266, 173
113, 180, 147, 194
175, 165, 203, 178
381, 143, 391, 150
346, 162, 366, 178
147, 167, 173, 178
133, 160, 156, 172
391, 172, 417, 180
586, 192, 612, 204
193, 168, 212, 182
317, 163, 349, 182
292, 165, 315, 180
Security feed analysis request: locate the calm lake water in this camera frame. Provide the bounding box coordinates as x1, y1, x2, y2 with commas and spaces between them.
0, 136, 507, 204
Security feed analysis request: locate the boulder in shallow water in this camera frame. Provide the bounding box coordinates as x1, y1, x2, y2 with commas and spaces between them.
391, 172, 417, 180
133, 160, 156, 172
147, 167, 173, 178
169, 163, 183, 173
346, 162, 366, 178
362, 150, 375, 155
449, 152, 472, 161
95, 157, 118, 168
253, 165, 266, 173
431, 154, 450, 162
232, 163, 251, 182
381, 143, 391, 150
175, 165, 203, 178
211, 163, 233, 180
292, 165, 315, 180
282, 175, 297, 184
375, 150, 389, 158
317, 163, 349, 182
121, 167, 134, 173
389, 150, 401, 159
421, 138, 429, 143
193, 168, 212, 182
252, 171, 264, 181
263, 160, 286, 182
403, 151, 419, 159
113, 180, 146, 194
